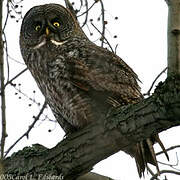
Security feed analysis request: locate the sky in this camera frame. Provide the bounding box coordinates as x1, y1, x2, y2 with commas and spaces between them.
2, 0, 180, 179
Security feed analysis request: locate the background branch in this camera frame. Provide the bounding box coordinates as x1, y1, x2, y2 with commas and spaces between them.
0, 0, 7, 159
4, 101, 47, 158
150, 170, 180, 180
91, 22, 114, 52
143, 67, 167, 96
4, 68, 27, 89
156, 145, 180, 156
99, 0, 105, 47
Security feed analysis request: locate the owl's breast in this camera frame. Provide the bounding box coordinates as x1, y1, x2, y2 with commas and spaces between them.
27, 47, 95, 130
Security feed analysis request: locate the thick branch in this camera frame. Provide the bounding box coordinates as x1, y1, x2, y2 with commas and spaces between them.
77, 172, 114, 180
167, 0, 180, 75
3, 76, 180, 180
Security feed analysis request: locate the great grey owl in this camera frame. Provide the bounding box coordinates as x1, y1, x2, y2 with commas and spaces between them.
19, 3, 168, 177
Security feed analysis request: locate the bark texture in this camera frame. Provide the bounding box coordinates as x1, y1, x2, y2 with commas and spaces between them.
167, 0, 180, 75
2, 76, 180, 180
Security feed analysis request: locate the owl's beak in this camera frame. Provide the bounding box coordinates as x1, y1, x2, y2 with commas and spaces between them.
46, 27, 50, 36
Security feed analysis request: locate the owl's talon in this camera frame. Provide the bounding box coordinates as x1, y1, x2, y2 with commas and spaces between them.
146, 138, 160, 175
139, 141, 146, 166
154, 135, 169, 161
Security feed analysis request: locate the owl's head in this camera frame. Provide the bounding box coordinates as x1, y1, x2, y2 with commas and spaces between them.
20, 3, 85, 50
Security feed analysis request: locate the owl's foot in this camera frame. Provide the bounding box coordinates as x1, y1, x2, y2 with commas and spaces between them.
154, 135, 169, 161
135, 135, 169, 177
143, 136, 169, 176
145, 138, 160, 175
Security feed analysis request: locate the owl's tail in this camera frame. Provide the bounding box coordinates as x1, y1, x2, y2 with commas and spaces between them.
129, 134, 169, 178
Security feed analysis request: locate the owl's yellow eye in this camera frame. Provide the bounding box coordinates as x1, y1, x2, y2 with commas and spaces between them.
35, 25, 41, 31
53, 22, 60, 27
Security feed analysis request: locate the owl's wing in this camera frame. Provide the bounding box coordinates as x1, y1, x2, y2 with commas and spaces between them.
66, 43, 168, 177
68, 43, 142, 106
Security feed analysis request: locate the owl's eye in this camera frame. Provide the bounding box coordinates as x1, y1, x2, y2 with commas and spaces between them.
35, 25, 41, 31
53, 22, 60, 27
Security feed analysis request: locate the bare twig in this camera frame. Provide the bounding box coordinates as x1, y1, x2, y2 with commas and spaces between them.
2, 1, 10, 32
158, 152, 180, 171
147, 165, 161, 180
8, 55, 25, 65
64, 0, 77, 19
0, 0, 7, 159
4, 68, 27, 88
150, 170, 180, 180
143, 67, 167, 96
148, 149, 180, 179
4, 101, 47, 158
79, 0, 83, 12
90, 22, 114, 53
114, 44, 119, 54
156, 145, 180, 156
77, 1, 96, 17
80, 0, 89, 28
99, 0, 105, 47
11, 83, 42, 107
8, 0, 23, 20
3, 32, 10, 82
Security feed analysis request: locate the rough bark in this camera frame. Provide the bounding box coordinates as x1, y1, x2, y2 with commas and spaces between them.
2, 75, 180, 180
167, 0, 180, 75
77, 172, 114, 180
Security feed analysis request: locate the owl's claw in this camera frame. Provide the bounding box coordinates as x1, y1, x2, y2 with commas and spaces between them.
139, 141, 146, 168
137, 136, 169, 177
146, 138, 160, 175
155, 135, 169, 161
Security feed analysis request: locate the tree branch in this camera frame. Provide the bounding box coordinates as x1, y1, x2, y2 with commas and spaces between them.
0, 0, 7, 159
4, 101, 47, 158
77, 172, 115, 180
156, 145, 180, 156
3, 68, 27, 90
150, 170, 180, 180
2, 76, 180, 180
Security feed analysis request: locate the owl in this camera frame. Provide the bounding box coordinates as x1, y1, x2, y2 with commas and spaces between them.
20, 3, 168, 177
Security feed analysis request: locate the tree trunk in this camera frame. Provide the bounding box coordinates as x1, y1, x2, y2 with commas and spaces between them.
167, 0, 180, 75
